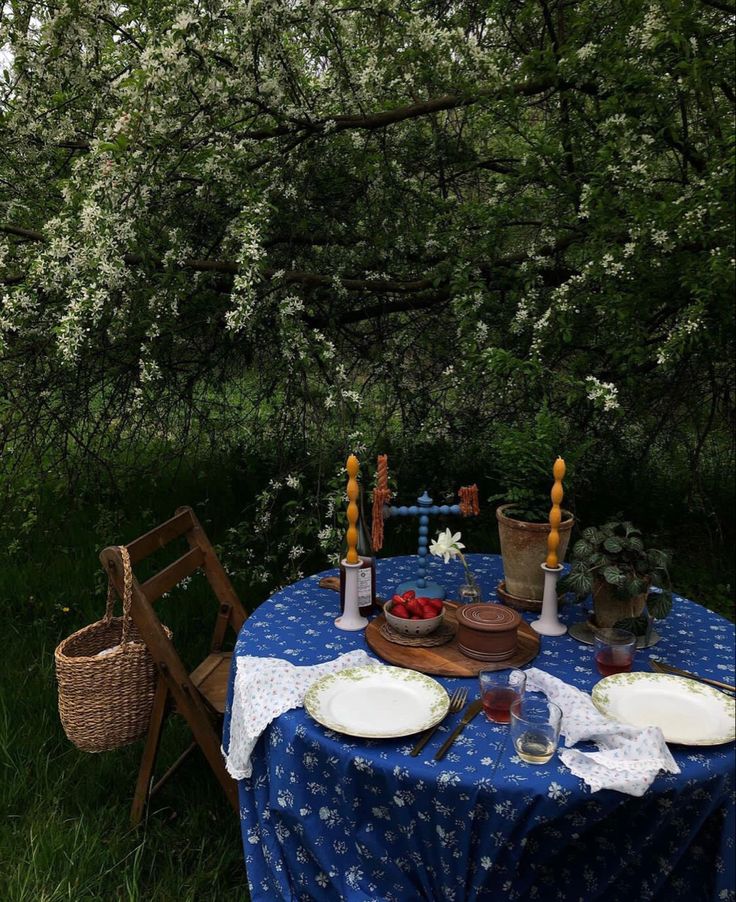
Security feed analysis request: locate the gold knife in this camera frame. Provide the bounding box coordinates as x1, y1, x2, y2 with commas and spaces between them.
651, 659, 735, 693
434, 699, 483, 761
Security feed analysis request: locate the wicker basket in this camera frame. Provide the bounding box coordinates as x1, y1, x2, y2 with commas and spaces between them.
55, 546, 171, 753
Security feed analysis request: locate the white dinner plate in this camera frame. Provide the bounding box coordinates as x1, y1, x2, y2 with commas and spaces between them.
592, 672, 736, 745
304, 665, 449, 738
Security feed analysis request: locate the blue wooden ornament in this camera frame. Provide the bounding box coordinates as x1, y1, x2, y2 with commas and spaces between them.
383, 489, 479, 599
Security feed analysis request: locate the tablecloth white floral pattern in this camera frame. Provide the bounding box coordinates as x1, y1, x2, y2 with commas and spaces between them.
223, 555, 735, 902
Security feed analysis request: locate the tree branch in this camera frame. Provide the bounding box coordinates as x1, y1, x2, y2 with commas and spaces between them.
16, 75, 564, 155
453, 157, 519, 177
0, 224, 44, 241
0, 223, 437, 294
238, 75, 558, 140
304, 292, 450, 328
699, 0, 735, 13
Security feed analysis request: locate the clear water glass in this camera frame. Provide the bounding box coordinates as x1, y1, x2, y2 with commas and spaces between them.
510, 694, 562, 764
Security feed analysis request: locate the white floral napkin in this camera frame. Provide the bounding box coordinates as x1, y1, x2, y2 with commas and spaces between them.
224, 649, 373, 779
525, 668, 680, 796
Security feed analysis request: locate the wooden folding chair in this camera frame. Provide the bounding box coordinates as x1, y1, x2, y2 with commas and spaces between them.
100, 506, 248, 826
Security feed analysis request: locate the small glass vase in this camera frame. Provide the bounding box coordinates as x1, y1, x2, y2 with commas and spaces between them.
458, 582, 482, 605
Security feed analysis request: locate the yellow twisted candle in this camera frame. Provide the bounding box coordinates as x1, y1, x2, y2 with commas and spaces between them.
546, 457, 566, 568
345, 454, 360, 564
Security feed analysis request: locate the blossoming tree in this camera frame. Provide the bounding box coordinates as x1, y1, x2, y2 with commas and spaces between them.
0, 0, 733, 498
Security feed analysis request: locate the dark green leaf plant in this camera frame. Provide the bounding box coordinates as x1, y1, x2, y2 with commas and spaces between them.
559, 520, 673, 635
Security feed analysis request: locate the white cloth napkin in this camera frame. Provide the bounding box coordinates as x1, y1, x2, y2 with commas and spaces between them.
525, 668, 680, 796
224, 649, 373, 779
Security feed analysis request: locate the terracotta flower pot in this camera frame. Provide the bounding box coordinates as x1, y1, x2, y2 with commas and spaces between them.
496, 504, 574, 602
591, 578, 649, 629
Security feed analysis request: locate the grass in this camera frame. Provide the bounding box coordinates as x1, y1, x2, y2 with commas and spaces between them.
0, 457, 732, 900
0, 476, 256, 901
0, 628, 249, 900
1, 661, 246, 900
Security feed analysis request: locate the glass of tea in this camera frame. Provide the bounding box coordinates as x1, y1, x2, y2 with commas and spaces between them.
479, 669, 527, 724
510, 695, 562, 765
594, 628, 636, 676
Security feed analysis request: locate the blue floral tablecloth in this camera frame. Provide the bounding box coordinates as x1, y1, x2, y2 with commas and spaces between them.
223, 555, 735, 901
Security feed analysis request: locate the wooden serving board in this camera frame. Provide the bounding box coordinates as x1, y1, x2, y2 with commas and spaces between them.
365, 602, 540, 677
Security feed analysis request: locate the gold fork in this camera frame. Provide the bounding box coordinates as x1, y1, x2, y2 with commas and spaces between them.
410, 686, 468, 757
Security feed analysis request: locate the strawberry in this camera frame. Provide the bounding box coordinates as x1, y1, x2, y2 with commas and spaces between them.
390, 603, 409, 619
421, 608, 437, 619
392, 594, 405, 605
402, 590, 416, 600
406, 599, 423, 616
426, 599, 443, 613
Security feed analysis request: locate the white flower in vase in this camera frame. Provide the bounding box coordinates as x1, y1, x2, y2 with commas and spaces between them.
429, 529, 481, 599
428, 528, 465, 563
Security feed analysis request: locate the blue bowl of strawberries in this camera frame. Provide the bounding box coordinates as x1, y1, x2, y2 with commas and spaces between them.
384, 590, 445, 637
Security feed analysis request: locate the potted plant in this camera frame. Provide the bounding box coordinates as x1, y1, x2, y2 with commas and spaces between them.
492, 412, 575, 603
495, 499, 575, 603
559, 520, 672, 633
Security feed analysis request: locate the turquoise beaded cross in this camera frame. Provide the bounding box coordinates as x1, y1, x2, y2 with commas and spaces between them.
386, 490, 478, 599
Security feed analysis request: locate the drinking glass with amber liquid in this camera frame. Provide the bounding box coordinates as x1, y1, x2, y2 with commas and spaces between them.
594, 628, 636, 676
479, 669, 526, 724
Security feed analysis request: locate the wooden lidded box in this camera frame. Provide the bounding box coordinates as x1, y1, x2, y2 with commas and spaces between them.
456, 604, 521, 662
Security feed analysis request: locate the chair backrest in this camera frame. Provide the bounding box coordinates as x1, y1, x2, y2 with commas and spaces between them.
100, 505, 248, 738
101, 506, 247, 658
100, 508, 247, 820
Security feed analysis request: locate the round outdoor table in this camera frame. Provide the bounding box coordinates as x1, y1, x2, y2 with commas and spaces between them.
223, 555, 735, 902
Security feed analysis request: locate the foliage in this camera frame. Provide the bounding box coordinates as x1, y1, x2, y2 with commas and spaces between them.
0, 0, 733, 523
488, 406, 582, 522
560, 519, 673, 632
222, 455, 356, 588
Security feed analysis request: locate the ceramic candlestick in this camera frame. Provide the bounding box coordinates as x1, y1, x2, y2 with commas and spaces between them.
335, 560, 369, 631
531, 563, 567, 636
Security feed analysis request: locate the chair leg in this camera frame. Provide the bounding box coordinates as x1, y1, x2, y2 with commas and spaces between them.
131, 679, 169, 826
183, 712, 241, 813
150, 741, 197, 797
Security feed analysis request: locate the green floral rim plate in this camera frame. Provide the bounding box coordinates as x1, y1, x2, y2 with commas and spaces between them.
592, 671, 736, 746
304, 665, 449, 739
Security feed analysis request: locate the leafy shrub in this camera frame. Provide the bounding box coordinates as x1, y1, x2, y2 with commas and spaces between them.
560, 520, 673, 633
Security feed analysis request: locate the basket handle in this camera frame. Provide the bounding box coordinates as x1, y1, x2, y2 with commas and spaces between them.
104, 545, 134, 645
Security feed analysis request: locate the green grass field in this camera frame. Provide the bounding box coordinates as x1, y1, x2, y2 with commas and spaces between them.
0, 467, 732, 900
0, 476, 260, 900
